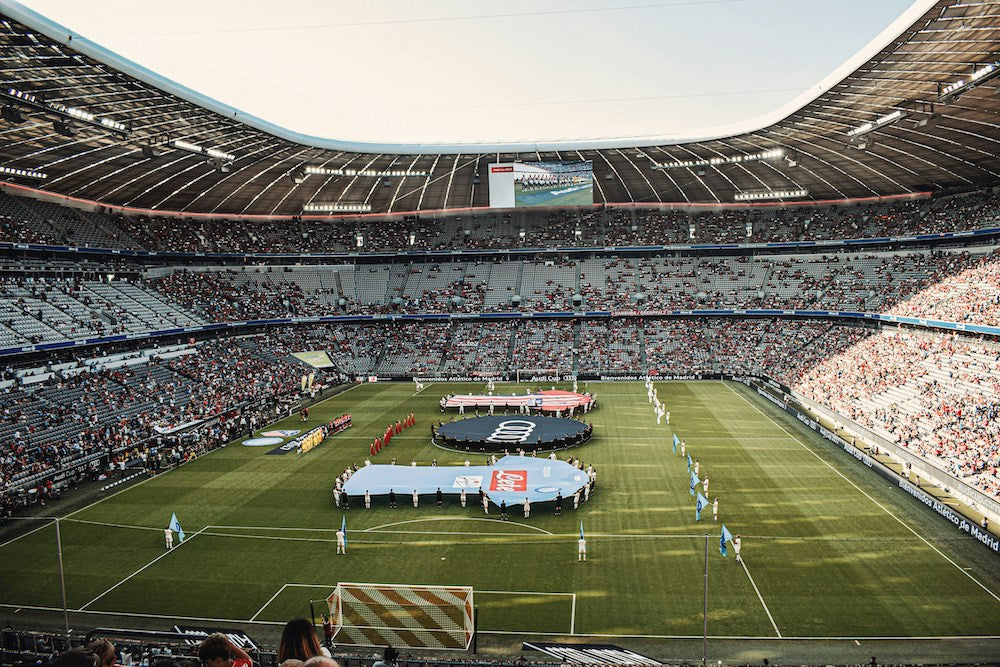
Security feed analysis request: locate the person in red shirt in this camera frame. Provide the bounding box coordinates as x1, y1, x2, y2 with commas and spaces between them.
198, 633, 253, 667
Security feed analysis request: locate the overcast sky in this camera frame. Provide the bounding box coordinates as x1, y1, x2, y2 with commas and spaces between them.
22, 0, 918, 145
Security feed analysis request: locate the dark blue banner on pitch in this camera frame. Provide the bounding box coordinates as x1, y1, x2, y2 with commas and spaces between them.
436, 415, 588, 447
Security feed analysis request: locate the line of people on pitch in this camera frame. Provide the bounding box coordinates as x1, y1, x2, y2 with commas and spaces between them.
369, 414, 415, 457
675, 436, 741, 562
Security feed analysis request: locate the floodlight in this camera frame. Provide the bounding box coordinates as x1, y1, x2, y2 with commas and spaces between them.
302, 202, 372, 213
847, 110, 906, 139
0, 165, 46, 179
734, 188, 808, 201
939, 60, 1000, 103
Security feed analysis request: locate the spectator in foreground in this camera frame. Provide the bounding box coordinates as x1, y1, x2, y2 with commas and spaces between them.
198, 633, 252, 667
278, 618, 330, 662
372, 647, 398, 667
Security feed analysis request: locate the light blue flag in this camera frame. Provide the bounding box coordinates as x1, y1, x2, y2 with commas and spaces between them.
687, 453, 693, 472
341, 515, 348, 547
720, 524, 733, 557
672, 433, 679, 454
689, 470, 699, 496
580, 521, 585, 540
168, 512, 185, 542
696, 492, 708, 521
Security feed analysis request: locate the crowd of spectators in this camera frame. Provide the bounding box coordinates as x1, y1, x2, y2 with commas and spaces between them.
133, 247, 1000, 330
0, 334, 333, 512
775, 328, 1000, 497
3, 187, 1000, 253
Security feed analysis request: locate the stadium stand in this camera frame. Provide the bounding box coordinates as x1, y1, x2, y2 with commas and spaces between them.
1, 188, 1000, 253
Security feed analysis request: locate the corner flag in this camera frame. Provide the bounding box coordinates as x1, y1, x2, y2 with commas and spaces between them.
672, 433, 679, 454
690, 470, 699, 496
720, 524, 733, 557
168, 512, 185, 542
696, 492, 708, 521
341, 515, 348, 547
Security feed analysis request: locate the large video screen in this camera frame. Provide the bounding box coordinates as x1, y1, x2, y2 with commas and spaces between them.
488, 161, 593, 208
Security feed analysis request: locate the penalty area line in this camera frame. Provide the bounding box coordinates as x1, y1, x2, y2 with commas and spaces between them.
79, 527, 206, 610
249, 584, 289, 622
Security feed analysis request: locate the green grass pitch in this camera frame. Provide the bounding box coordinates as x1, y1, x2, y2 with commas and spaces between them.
2, 380, 999, 645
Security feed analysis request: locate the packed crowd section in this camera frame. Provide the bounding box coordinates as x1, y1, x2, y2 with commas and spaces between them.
2, 187, 1000, 253
1, 334, 333, 514
135, 247, 1000, 329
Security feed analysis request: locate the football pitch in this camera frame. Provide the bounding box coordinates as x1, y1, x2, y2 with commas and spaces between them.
514, 183, 593, 207
1, 381, 999, 660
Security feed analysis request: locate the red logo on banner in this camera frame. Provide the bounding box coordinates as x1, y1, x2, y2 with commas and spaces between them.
490, 166, 514, 173
490, 470, 527, 492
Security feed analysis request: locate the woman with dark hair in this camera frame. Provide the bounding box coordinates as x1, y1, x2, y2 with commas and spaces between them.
87, 640, 117, 667
278, 618, 329, 662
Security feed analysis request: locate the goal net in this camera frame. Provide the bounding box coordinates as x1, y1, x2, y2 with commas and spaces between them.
326, 582, 475, 650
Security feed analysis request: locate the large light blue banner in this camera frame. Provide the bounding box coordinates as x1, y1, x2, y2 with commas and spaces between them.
343, 455, 589, 506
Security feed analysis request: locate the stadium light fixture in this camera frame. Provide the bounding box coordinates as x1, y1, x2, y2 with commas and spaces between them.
0, 165, 46, 179
938, 60, 1000, 103
734, 188, 808, 202
171, 139, 235, 163
303, 202, 372, 213
847, 110, 907, 139
303, 166, 429, 178
0, 86, 129, 137
651, 148, 784, 170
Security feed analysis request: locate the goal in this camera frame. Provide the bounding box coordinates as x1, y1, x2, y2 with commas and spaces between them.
326, 582, 475, 650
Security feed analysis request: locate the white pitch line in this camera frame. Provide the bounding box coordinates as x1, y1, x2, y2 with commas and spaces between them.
740, 559, 780, 637
365, 517, 552, 535
570, 593, 576, 635
412, 383, 433, 396
79, 527, 205, 610
0, 602, 286, 626
0, 601, 997, 642
721, 381, 1000, 603
249, 583, 289, 622
0, 519, 54, 550
64, 518, 164, 532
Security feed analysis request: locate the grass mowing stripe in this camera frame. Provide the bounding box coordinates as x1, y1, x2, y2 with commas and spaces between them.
78, 527, 206, 610
741, 559, 781, 637
720, 380, 1000, 603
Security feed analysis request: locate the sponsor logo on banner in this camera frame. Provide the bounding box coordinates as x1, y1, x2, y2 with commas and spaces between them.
261, 430, 301, 438
242, 437, 284, 447
452, 475, 483, 489
490, 469, 527, 492
522, 642, 660, 666
491, 166, 514, 173
485, 419, 537, 443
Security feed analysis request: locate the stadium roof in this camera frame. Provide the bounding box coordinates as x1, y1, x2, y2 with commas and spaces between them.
0, 0, 999, 215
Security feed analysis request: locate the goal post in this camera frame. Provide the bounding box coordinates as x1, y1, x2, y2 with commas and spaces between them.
326, 582, 475, 650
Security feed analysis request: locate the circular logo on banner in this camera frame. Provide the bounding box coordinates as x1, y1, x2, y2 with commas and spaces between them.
243, 437, 284, 447
534, 486, 560, 493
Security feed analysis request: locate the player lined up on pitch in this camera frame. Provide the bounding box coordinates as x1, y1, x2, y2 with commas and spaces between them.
670, 415, 742, 563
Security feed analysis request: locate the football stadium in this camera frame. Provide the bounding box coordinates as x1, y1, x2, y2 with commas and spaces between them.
0, 1, 999, 666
